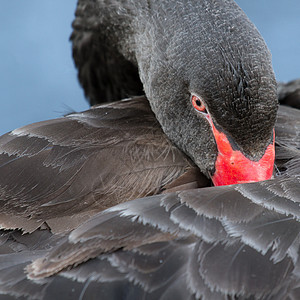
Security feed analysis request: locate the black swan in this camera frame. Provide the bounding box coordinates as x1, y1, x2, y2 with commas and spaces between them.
0, 0, 299, 299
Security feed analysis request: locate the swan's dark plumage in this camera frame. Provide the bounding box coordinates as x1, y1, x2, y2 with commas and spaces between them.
71, 0, 278, 176
0, 97, 208, 234
278, 79, 300, 109
0, 103, 299, 299
0, 0, 299, 299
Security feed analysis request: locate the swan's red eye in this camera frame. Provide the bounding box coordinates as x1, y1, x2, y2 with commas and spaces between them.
191, 95, 207, 113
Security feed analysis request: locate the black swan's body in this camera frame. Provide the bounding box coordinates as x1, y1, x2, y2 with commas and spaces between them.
0, 0, 299, 299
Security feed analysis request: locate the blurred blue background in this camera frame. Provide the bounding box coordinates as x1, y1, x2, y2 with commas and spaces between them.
0, 0, 299, 134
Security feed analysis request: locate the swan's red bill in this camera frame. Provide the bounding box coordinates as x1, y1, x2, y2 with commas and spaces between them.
208, 117, 275, 186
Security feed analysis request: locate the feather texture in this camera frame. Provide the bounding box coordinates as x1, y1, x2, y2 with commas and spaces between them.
0, 100, 299, 299
0, 97, 205, 234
